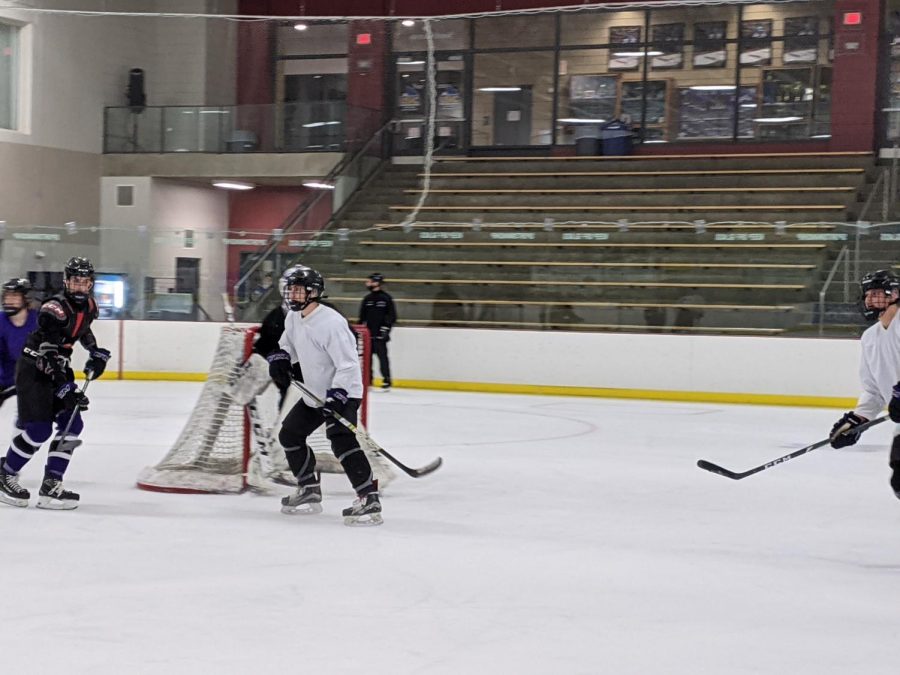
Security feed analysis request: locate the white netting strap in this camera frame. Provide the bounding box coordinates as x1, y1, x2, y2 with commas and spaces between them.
401, 18, 436, 229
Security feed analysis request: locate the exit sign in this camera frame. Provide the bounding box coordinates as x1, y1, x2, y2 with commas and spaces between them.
356, 32, 371, 45
842, 11, 862, 26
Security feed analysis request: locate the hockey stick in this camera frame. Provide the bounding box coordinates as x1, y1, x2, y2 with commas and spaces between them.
54, 377, 94, 453
697, 415, 890, 480
290, 380, 443, 478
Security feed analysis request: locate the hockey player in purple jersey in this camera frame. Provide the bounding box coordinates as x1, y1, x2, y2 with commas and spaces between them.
0, 258, 111, 509
0, 278, 38, 407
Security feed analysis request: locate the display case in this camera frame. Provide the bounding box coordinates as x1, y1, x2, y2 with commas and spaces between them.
676, 86, 756, 140
753, 66, 830, 140
620, 80, 671, 141
566, 74, 618, 121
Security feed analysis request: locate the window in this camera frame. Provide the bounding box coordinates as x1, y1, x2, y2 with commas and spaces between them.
116, 185, 135, 206
0, 21, 19, 130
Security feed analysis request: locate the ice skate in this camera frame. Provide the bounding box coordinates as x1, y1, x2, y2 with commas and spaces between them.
36, 476, 79, 510
0, 466, 29, 508
280, 483, 322, 515
342, 491, 382, 527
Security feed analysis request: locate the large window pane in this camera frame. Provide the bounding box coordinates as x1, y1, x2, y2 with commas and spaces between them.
393, 55, 466, 153
0, 21, 18, 130
475, 15, 554, 49
739, 2, 833, 141
561, 10, 645, 46
473, 52, 554, 146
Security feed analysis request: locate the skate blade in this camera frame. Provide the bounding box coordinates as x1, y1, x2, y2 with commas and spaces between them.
343, 513, 383, 527
0, 493, 28, 508
35, 496, 79, 510
280, 502, 323, 516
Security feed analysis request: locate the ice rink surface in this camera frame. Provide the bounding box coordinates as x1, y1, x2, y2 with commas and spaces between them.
3, 382, 900, 674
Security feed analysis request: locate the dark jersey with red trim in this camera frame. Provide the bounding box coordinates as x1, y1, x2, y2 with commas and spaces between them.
24, 293, 99, 358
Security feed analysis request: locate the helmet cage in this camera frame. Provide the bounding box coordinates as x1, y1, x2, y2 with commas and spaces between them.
859, 270, 900, 321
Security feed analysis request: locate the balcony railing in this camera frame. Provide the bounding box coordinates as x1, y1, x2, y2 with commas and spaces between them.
103, 101, 352, 153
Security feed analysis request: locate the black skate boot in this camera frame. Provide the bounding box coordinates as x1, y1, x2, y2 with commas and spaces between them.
280, 483, 322, 515
342, 490, 382, 527
36, 476, 80, 510
0, 466, 29, 508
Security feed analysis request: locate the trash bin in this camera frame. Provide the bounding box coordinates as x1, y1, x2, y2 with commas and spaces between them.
573, 124, 601, 156
600, 120, 633, 156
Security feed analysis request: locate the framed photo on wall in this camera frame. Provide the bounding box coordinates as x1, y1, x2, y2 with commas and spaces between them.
783, 16, 819, 64
651, 23, 685, 69
740, 19, 773, 66
693, 21, 727, 68
609, 26, 642, 71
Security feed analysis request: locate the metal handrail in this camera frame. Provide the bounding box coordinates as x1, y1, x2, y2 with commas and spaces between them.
858, 169, 885, 225
818, 245, 850, 337
232, 118, 392, 308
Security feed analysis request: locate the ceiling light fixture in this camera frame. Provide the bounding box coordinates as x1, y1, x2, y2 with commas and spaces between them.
303, 181, 335, 190
212, 180, 255, 191
613, 50, 664, 57
401, 19, 415, 27
293, 22, 308, 31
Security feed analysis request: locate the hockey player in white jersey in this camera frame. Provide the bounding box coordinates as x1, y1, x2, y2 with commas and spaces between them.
266, 266, 382, 525
829, 269, 900, 497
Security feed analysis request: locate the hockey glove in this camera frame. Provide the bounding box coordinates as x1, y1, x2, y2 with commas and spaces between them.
266, 350, 293, 391
324, 388, 349, 414
34, 343, 66, 379
830, 411, 867, 448
85, 347, 111, 380
56, 382, 89, 412
890, 383, 900, 423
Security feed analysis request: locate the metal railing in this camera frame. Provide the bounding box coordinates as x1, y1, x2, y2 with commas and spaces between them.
817, 245, 851, 337
232, 118, 393, 319
104, 101, 355, 154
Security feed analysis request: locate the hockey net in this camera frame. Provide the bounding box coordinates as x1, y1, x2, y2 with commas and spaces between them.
136, 324, 393, 494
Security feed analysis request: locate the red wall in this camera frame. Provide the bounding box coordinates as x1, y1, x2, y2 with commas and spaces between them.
227, 187, 332, 290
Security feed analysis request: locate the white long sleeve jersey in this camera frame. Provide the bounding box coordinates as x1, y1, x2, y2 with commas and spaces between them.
279, 304, 364, 407
854, 315, 900, 420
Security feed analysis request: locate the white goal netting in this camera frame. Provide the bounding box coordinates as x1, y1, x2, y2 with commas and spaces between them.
137, 324, 393, 494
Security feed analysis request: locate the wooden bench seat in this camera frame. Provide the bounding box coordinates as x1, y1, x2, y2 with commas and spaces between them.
393, 318, 785, 334
389, 204, 847, 212
372, 222, 839, 231
329, 276, 805, 290
343, 258, 816, 271
423, 168, 867, 178
327, 296, 795, 312
359, 240, 827, 250
432, 151, 871, 162
403, 187, 856, 195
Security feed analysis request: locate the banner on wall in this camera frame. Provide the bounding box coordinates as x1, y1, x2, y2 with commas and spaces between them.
651, 23, 684, 69
609, 26, 642, 71
740, 19, 773, 66
784, 16, 819, 64
693, 21, 727, 68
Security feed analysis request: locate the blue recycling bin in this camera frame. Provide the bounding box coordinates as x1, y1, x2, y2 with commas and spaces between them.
600, 120, 633, 156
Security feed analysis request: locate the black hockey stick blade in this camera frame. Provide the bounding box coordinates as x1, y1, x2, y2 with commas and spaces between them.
697, 415, 889, 481
696, 459, 743, 480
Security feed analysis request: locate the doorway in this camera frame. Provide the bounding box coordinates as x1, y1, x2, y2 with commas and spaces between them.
492, 86, 533, 146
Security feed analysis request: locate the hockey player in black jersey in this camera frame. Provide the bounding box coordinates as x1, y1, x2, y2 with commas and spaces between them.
0, 257, 111, 509
359, 273, 396, 391
267, 266, 382, 525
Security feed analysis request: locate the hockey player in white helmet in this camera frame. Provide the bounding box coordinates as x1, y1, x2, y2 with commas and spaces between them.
829, 269, 900, 497
266, 266, 382, 525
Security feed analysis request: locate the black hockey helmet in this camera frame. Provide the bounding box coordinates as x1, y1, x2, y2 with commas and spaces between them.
63, 256, 95, 305
367, 273, 385, 286
1, 277, 30, 316
281, 265, 325, 311
859, 269, 900, 321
